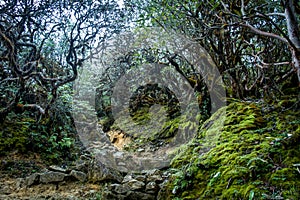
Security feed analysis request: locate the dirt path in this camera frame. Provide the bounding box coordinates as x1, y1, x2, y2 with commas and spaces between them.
0, 153, 103, 200
0, 176, 102, 200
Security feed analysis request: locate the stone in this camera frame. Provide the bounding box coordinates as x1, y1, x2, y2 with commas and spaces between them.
145, 182, 158, 193
162, 171, 171, 178
125, 179, 145, 191
88, 159, 123, 183
0, 185, 11, 195
102, 190, 126, 200
117, 165, 129, 173
122, 174, 133, 183
147, 174, 163, 183
145, 169, 163, 183
126, 191, 155, 200
39, 171, 66, 184
48, 165, 68, 173
69, 159, 88, 173
16, 178, 25, 189
109, 183, 130, 194
137, 148, 145, 152
113, 151, 124, 159
118, 162, 126, 166
144, 169, 161, 176
135, 175, 146, 182
25, 173, 40, 186
70, 170, 87, 182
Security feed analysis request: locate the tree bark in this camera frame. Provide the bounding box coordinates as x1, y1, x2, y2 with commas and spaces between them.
285, 0, 300, 85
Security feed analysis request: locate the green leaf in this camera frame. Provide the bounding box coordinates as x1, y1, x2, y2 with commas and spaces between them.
249, 190, 255, 200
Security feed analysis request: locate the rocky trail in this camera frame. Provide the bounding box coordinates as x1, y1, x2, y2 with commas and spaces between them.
0, 128, 173, 200
0, 152, 170, 200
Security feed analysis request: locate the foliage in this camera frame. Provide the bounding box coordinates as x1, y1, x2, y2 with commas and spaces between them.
94, 30, 211, 132
126, 0, 300, 98
0, 92, 79, 163
0, 0, 126, 121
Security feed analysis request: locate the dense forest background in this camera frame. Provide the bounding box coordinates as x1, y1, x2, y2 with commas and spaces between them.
0, 0, 299, 199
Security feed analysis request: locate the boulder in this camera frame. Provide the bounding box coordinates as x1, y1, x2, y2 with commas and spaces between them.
145, 182, 158, 193
88, 159, 122, 183
109, 183, 130, 194
25, 173, 40, 186
39, 171, 66, 184
70, 170, 87, 182
125, 179, 145, 191
147, 174, 163, 183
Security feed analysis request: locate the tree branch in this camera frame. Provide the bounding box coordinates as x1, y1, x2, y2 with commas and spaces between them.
240, 23, 289, 45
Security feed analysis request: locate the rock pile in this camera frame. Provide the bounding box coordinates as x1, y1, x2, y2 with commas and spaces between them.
102, 169, 168, 200
19, 156, 169, 200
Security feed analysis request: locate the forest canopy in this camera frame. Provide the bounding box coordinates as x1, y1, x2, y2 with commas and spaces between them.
1, 0, 300, 122
0, 0, 125, 121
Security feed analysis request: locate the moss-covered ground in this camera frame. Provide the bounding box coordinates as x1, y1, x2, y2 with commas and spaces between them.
108, 104, 201, 152
161, 97, 300, 199
0, 111, 79, 166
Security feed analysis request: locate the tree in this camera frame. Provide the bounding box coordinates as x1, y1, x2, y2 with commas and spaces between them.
0, 0, 125, 122
126, 0, 300, 98
90, 28, 212, 132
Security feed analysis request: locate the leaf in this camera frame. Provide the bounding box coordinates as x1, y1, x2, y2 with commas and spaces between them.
249, 190, 255, 200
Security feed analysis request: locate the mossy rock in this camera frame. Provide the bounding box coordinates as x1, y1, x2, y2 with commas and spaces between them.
162, 100, 300, 200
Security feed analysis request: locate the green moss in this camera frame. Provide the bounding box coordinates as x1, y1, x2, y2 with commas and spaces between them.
0, 113, 78, 164
111, 105, 201, 151
0, 120, 34, 155
163, 100, 300, 200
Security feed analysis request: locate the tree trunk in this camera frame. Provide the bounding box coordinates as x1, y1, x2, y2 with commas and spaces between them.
285, 0, 300, 85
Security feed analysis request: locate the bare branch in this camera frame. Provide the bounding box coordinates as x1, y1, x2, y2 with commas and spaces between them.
240, 23, 289, 45
266, 13, 285, 17
23, 104, 45, 114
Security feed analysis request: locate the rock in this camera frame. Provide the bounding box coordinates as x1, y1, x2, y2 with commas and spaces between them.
144, 169, 161, 176
135, 175, 146, 182
147, 174, 163, 183
102, 190, 126, 200
70, 157, 89, 172
126, 191, 155, 200
0, 185, 11, 195
117, 165, 129, 173
48, 165, 68, 173
113, 151, 124, 159
118, 162, 126, 166
145, 182, 158, 193
144, 169, 163, 183
157, 179, 170, 200
109, 183, 130, 194
107, 130, 131, 150
125, 179, 145, 191
88, 159, 123, 183
122, 174, 133, 183
162, 171, 171, 179
123, 173, 146, 182
39, 171, 66, 184
16, 178, 25, 189
70, 170, 87, 182
25, 173, 40, 186
74, 162, 88, 173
